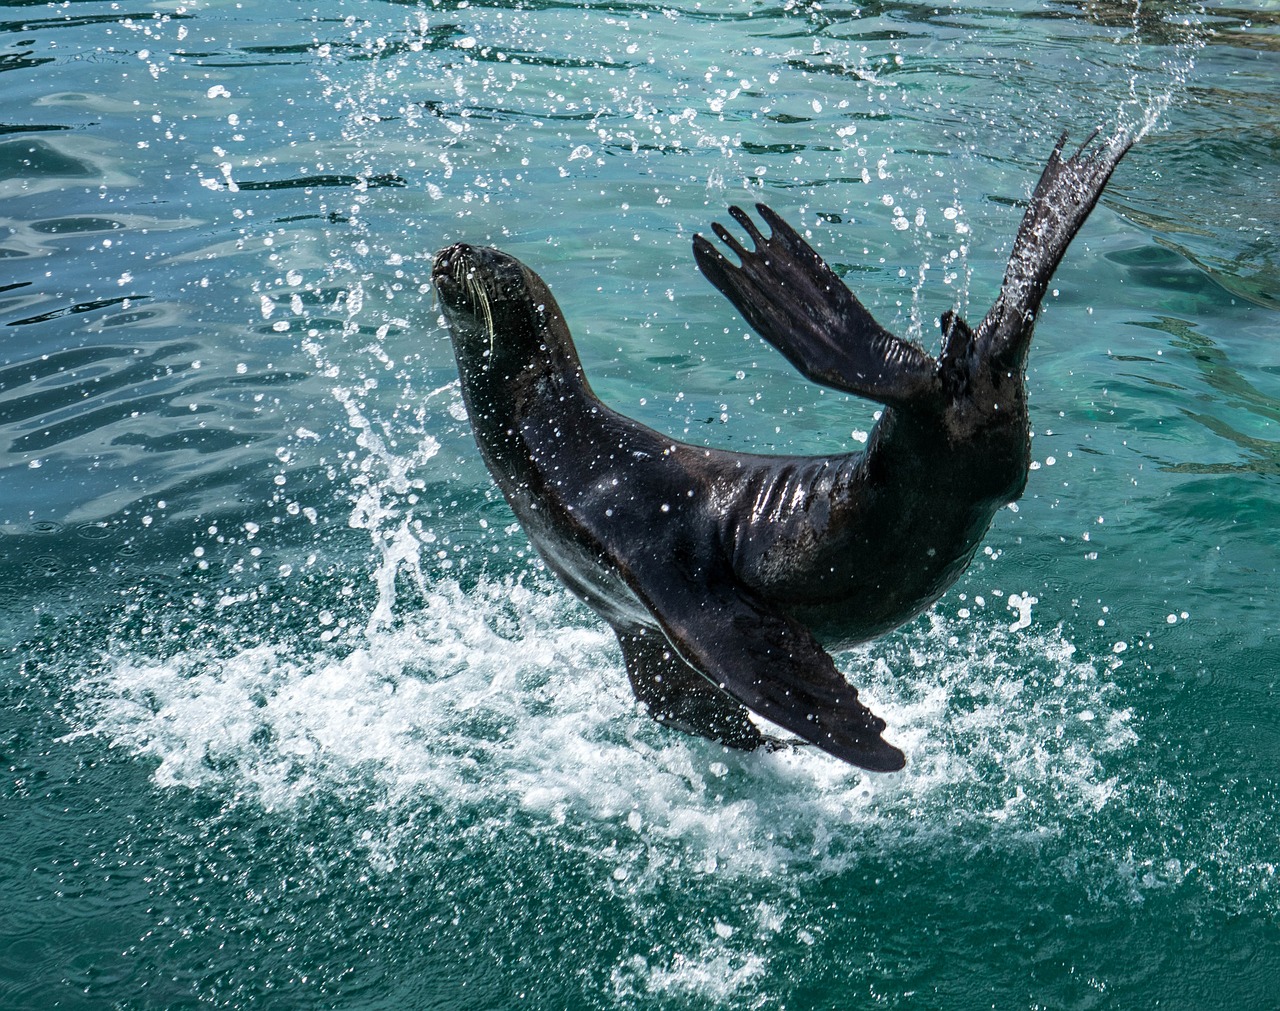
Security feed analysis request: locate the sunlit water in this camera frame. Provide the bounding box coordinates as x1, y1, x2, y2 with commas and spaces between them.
2, 1, 1277, 1008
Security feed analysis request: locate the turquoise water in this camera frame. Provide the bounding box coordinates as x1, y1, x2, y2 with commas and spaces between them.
2, 0, 1277, 1007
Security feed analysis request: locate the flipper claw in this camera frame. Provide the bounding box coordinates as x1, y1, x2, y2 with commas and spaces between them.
711, 220, 750, 261
728, 204, 767, 247
693, 205, 941, 410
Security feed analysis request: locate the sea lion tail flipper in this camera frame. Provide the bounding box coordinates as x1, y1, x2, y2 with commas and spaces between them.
693, 206, 940, 410
632, 573, 904, 772
615, 626, 766, 750
980, 128, 1134, 366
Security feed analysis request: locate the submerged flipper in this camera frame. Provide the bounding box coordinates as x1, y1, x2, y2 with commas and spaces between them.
616, 626, 765, 750
623, 560, 905, 773
979, 129, 1134, 366
693, 204, 940, 410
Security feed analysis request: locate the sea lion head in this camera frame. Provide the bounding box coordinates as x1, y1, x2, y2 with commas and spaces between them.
432, 243, 570, 374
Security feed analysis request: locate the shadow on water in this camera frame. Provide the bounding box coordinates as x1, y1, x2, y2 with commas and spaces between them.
5, 294, 150, 327
1128, 316, 1280, 475
0, 8, 194, 34
0, 136, 96, 179
235, 172, 405, 191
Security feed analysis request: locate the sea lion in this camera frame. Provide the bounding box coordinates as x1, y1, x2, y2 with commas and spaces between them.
431, 128, 1133, 772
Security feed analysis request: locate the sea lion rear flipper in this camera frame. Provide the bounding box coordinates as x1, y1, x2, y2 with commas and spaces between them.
979, 128, 1134, 365
693, 204, 940, 410
630, 568, 905, 772
615, 626, 766, 750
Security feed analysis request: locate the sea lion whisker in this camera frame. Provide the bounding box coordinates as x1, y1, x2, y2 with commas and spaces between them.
472, 280, 496, 354
452, 256, 497, 354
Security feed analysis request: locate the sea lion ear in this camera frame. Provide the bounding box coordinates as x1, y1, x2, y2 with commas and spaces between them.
693, 205, 941, 412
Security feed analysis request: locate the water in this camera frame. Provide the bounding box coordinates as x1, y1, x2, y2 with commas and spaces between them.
2, 0, 1277, 1007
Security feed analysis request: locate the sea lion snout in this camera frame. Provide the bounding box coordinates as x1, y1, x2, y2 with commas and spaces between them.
432, 243, 530, 318
432, 242, 467, 276
431, 242, 479, 310
432, 242, 575, 385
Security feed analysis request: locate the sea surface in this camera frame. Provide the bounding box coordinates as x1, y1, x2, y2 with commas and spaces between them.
2, 1, 1277, 1007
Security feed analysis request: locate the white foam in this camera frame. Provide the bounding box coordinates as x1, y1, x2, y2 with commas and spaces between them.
612, 945, 766, 1003
73, 575, 1136, 864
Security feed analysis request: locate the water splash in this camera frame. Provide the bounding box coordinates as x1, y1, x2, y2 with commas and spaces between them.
73, 574, 1137, 867
188, 0, 1223, 909
1125, 0, 1208, 140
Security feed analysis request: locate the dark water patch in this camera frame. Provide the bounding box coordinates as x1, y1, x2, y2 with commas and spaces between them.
1115, 123, 1278, 307
419, 98, 623, 128
740, 138, 833, 157
236, 171, 405, 192
0, 137, 95, 180
0, 342, 196, 428
0, 56, 52, 78
0, 342, 162, 386
1107, 241, 1229, 302
1163, 240, 1278, 309
5, 294, 148, 327
1158, 416, 1280, 475
1032, 0, 1213, 47
767, 55, 861, 95
199, 22, 465, 67
186, 42, 326, 69
271, 210, 350, 225
477, 46, 640, 73
1150, 475, 1280, 536
1141, 317, 1280, 424
768, 173, 877, 192
239, 42, 323, 58
28, 216, 126, 235
0, 11, 190, 34
0, 645, 180, 1009
111, 427, 260, 456
0, 507, 363, 648
7, 381, 283, 453
1044, 0, 1280, 53
0, 123, 69, 136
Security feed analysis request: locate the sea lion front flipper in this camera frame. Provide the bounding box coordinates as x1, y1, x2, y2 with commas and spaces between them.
629, 566, 905, 773
693, 204, 940, 410
615, 626, 766, 750
979, 128, 1134, 366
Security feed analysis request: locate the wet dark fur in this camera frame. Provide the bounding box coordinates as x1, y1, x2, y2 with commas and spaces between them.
432, 130, 1133, 772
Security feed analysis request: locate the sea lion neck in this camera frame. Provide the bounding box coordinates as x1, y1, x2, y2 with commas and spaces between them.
433, 243, 594, 473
